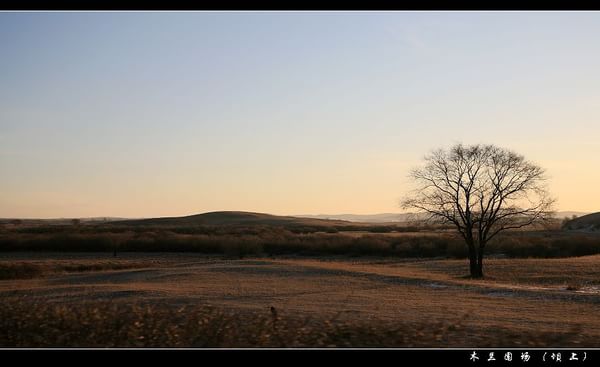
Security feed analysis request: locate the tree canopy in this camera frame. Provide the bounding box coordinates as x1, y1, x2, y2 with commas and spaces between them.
402, 143, 555, 277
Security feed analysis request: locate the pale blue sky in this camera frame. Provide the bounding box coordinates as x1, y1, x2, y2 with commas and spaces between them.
1, 12, 600, 218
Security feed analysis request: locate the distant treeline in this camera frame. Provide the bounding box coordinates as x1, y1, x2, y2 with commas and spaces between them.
1, 225, 600, 259
3, 223, 448, 235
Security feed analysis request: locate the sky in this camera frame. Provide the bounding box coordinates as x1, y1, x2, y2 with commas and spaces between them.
1, 11, 599, 218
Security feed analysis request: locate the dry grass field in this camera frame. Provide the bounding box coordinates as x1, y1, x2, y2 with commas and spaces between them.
1, 252, 599, 347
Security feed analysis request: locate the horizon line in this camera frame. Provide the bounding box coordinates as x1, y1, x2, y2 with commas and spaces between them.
0, 209, 592, 221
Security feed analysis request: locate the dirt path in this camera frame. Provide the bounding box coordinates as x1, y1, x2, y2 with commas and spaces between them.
271, 258, 600, 303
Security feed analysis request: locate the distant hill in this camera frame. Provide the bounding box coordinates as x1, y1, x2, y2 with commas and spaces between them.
110, 211, 355, 227
563, 212, 600, 232
2, 211, 589, 228
296, 213, 427, 223
299, 211, 589, 223
554, 211, 589, 219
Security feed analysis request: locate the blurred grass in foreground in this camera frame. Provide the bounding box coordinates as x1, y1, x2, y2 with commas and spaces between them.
0, 297, 590, 348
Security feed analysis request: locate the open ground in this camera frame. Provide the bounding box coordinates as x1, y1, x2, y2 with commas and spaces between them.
2, 252, 599, 347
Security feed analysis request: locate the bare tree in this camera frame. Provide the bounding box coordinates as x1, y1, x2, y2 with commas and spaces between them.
401, 143, 555, 278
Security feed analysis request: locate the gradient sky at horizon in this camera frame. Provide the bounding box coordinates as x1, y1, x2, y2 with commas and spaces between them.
1, 11, 600, 218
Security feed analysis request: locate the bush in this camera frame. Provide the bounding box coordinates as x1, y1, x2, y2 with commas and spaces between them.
1, 226, 600, 259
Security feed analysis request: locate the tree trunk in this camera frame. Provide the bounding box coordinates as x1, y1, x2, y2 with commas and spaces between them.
467, 240, 478, 278
474, 245, 485, 278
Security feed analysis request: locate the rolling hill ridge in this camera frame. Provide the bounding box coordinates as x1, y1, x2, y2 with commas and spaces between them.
110, 211, 355, 227
564, 212, 600, 231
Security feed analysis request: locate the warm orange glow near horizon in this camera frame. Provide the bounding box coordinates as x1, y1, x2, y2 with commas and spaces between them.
2, 151, 598, 219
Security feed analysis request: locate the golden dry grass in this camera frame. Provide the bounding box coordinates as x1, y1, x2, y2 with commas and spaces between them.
0, 258, 160, 280
1, 253, 599, 347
